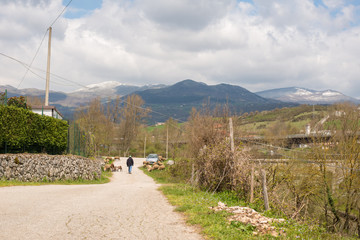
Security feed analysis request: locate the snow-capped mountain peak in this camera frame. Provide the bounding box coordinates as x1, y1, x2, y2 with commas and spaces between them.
294, 88, 313, 96
74, 81, 124, 92
321, 90, 341, 97
256, 87, 359, 104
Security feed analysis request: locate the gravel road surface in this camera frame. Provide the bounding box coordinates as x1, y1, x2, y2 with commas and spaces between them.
0, 158, 202, 240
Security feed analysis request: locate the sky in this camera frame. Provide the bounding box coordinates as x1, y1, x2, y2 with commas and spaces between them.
0, 0, 360, 98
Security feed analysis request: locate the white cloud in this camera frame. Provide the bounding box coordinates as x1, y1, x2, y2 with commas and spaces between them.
0, 0, 359, 98
137, 0, 234, 31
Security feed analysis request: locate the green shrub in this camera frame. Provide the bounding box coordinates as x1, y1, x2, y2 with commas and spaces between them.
0, 105, 68, 154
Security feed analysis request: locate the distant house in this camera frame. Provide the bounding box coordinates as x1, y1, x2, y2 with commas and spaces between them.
31, 105, 64, 120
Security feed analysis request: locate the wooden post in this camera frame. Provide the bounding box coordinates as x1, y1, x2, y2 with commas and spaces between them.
261, 169, 270, 211
191, 163, 195, 185
229, 117, 234, 153
4, 89, 7, 105
250, 164, 254, 203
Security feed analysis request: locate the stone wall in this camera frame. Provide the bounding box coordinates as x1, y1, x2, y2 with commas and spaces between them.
0, 154, 103, 182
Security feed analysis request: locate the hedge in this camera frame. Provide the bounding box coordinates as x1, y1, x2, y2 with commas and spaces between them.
0, 105, 68, 154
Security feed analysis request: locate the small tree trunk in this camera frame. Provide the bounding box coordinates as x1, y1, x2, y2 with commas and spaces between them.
250, 164, 254, 203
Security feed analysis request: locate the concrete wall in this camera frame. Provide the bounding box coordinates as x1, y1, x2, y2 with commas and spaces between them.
0, 154, 102, 182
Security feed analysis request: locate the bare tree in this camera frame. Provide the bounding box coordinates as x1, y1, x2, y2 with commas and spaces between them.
26, 96, 43, 107
164, 117, 182, 159
118, 94, 150, 154
185, 104, 228, 158
75, 98, 114, 156
325, 103, 360, 233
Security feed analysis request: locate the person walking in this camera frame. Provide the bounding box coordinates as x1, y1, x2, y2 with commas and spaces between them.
126, 155, 134, 174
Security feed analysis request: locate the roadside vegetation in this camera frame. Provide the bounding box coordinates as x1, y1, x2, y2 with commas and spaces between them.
141, 103, 360, 239
143, 166, 353, 239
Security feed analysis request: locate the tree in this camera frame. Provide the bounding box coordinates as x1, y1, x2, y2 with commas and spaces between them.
164, 117, 182, 159
327, 103, 360, 233
185, 104, 229, 158
4, 96, 29, 109
75, 98, 114, 156
26, 96, 43, 107
308, 102, 360, 234
118, 94, 150, 154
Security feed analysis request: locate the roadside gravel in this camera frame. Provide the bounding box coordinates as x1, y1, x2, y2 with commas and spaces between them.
0, 157, 202, 240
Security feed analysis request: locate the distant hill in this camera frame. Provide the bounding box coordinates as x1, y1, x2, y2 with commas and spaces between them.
131, 80, 297, 123
56, 82, 166, 107
6, 81, 358, 123
0, 85, 67, 102
1, 80, 298, 122
256, 87, 360, 105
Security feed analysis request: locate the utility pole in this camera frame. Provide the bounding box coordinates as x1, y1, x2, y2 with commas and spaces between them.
143, 136, 146, 158
166, 124, 169, 159
45, 27, 52, 106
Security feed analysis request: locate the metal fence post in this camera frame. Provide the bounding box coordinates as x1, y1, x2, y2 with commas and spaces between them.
4, 89, 7, 106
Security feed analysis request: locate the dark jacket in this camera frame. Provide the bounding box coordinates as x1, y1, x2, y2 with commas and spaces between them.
126, 157, 134, 167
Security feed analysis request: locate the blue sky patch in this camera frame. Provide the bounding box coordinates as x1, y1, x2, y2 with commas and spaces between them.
63, 0, 103, 19
237, 0, 254, 3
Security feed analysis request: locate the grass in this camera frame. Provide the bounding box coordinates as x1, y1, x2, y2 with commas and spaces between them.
0, 170, 112, 187
142, 166, 356, 240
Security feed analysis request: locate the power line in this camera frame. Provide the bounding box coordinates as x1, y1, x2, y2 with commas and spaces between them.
17, 30, 49, 89
2, 52, 187, 127
0, 52, 46, 81
49, 0, 73, 27
17, 0, 73, 89
1, 52, 87, 88
245, 138, 360, 171
242, 136, 345, 157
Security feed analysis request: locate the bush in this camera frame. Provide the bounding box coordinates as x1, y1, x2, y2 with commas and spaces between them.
0, 105, 68, 154
168, 158, 193, 181
195, 139, 251, 195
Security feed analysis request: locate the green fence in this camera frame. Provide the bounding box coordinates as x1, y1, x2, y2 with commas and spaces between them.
67, 122, 87, 157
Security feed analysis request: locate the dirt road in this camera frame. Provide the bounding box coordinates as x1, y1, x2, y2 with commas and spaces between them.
0, 158, 202, 240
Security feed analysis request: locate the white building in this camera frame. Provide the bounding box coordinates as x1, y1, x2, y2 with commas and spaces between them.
31, 105, 63, 120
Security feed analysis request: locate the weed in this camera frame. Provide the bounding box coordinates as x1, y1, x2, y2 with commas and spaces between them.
144, 165, 357, 240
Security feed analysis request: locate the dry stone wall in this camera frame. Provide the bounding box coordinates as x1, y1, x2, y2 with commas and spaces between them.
0, 154, 102, 182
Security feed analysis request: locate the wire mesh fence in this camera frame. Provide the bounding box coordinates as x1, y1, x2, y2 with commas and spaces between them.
67, 121, 87, 157
0, 89, 8, 106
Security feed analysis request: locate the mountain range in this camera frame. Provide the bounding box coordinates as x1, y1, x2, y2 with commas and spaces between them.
256, 87, 360, 105
1, 80, 358, 123
132, 80, 297, 122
